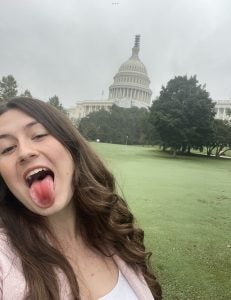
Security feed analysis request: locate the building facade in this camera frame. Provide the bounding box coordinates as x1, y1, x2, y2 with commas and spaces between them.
68, 100, 114, 120
214, 100, 231, 121
67, 36, 230, 121
109, 35, 152, 109
68, 35, 152, 119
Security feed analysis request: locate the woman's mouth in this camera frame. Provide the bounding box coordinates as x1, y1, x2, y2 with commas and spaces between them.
24, 167, 55, 208
25, 167, 54, 187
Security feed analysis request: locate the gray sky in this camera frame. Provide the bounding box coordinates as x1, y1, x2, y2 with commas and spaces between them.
1, 0, 231, 107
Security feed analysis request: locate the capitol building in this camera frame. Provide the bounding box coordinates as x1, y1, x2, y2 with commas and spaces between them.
68, 35, 152, 120
108, 35, 152, 108
68, 35, 231, 121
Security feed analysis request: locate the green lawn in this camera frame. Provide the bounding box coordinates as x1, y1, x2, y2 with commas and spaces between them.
91, 142, 231, 300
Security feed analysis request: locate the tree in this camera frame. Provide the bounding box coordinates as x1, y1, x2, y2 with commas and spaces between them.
78, 109, 111, 142
78, 105, 150, 145
0, 75, 18, 101
226, 108, 231, 122
205, 119, 231, 157
47, 95, 66, 114
149, 75, 215, 156
20, 89, 32, 97
149, 94, 184, 155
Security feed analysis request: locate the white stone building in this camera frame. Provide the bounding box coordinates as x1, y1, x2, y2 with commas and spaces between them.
214, 100, 231, 121
67, 35, 230, 121
68, 35, 152, 119
108, 35, 152, 109
68, 100, 114, 120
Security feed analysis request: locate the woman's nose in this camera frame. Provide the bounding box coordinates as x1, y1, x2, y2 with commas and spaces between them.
18, 142, 38, 164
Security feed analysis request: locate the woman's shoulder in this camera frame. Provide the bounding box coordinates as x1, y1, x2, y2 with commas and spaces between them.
0, 227, 27, 299
0, 228, 10, 253
0, 227, 18, 271
0, 226, 23, 270
113, 255, 154, 300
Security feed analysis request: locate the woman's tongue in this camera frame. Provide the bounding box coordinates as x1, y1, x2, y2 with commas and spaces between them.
29, 175, 55, 208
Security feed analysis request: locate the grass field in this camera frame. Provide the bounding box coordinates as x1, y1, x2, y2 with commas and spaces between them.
91, 142, 231, 300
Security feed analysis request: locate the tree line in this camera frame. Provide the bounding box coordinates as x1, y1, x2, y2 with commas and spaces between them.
1, 74, 231, 157
0, 74, 66, 113
79, 75, 231, 157
79, 105, 153, 145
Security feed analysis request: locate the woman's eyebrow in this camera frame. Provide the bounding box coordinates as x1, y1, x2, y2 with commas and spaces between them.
0, 121, 39, 140
0, 134, 11, 140
25, 121, 38, 129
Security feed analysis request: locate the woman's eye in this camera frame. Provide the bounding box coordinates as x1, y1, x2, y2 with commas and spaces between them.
1, 145, 16, 155
33, 133, 48, 140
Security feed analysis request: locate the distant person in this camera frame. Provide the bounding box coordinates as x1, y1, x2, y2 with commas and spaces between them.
0, 97, 162, 299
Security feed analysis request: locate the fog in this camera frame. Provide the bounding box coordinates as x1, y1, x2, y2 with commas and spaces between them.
1, 0, 230, 107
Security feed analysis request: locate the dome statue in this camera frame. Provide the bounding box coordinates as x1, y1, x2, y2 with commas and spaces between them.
109, 35, 152, 108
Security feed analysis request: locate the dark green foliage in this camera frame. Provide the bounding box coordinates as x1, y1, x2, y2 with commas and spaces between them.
47, 95, 67, 114
149, 75, 215, 154
20, 89, 32, 97
226, 108, 231, 118
79, 105, 151, 145
205, 119, 231, 156
0, 75, 18, 101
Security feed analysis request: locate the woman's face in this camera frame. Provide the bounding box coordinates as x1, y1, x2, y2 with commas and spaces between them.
0, 109, 75, 216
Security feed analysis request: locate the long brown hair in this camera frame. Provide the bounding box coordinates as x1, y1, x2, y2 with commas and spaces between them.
0, 97, 162, 299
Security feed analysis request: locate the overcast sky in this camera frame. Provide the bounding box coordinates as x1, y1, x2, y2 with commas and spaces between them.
1, 0, 231, 107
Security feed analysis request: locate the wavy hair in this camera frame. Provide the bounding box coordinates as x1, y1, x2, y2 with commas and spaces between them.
0, 97, 162, 300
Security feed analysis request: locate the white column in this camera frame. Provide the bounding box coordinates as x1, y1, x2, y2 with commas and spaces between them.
139, 90, 141, 100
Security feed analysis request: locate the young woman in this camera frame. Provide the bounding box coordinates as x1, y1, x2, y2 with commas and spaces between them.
0, 97, 162, 300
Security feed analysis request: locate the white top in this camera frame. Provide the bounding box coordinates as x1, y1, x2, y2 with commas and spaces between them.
0, 229, 154, 299
99, 270, 138, 300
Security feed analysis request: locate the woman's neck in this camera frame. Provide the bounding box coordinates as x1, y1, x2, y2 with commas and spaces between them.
47, 200, 77, 243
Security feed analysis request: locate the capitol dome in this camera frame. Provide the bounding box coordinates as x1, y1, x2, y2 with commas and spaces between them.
109, 35, 152, 108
